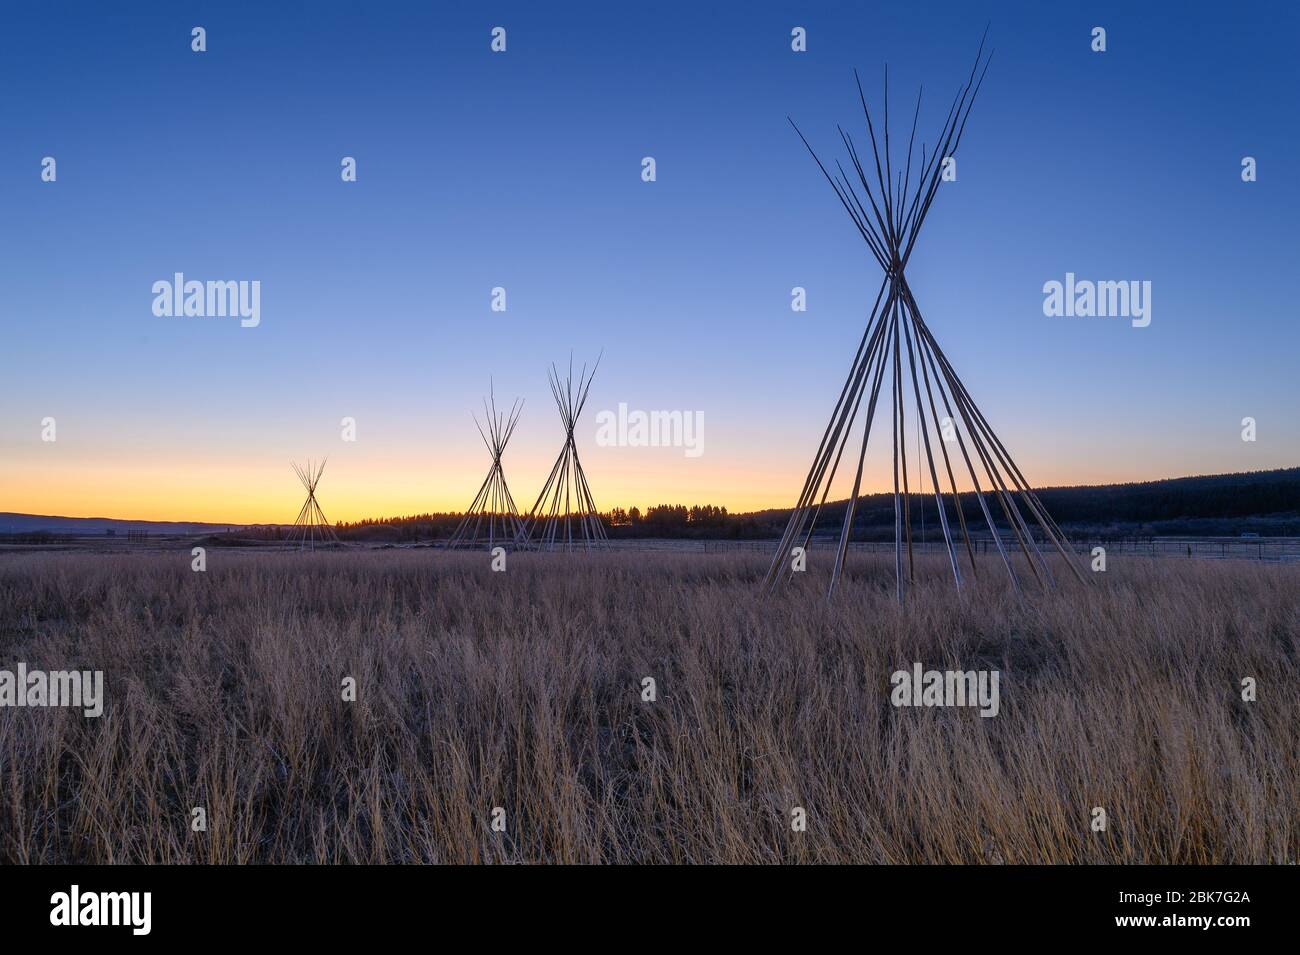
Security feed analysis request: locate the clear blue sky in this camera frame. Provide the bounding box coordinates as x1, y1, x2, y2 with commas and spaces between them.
1, 0, 1296, 521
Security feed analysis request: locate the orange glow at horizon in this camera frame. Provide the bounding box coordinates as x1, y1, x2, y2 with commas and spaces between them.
0, 441, 1282, 526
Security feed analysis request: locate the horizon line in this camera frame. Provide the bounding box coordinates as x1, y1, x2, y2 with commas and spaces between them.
4, 465, 1294, 529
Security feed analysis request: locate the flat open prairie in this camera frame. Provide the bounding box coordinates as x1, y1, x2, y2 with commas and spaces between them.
0, 549, 1296, 863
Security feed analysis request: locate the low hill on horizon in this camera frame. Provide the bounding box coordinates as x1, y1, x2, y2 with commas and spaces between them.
657, 466, 1300, 541
0, 513, 236, 536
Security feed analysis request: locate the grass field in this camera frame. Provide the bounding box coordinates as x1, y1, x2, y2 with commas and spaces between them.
0, 549, 1296, 864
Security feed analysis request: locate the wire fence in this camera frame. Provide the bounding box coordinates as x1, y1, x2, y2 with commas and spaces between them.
653, 536, 1300, 563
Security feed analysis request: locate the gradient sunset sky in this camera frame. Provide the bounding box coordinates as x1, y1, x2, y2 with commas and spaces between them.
2, 1, 1296, 524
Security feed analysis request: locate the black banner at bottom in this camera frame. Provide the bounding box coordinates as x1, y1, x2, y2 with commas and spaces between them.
0, 864, 1285, 940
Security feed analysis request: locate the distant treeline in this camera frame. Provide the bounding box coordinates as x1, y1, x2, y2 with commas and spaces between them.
258, 467, 1300, 542
318, 504, 764, 543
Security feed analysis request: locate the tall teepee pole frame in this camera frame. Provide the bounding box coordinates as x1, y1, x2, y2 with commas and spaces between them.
447, 383, 528, 550
286, 458, 341, 550
522, 355, 608, 552
764, 31, 1085, 601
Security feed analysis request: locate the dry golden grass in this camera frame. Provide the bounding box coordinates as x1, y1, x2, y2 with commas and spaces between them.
0, 548, 1295, 863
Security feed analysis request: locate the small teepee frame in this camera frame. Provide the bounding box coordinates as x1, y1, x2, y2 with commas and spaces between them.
523, 356, 607, 551
447, 385, 527, 550
286, 459, 341, 550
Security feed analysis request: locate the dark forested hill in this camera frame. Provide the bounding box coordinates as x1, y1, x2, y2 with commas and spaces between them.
728, 467, 1300, 540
